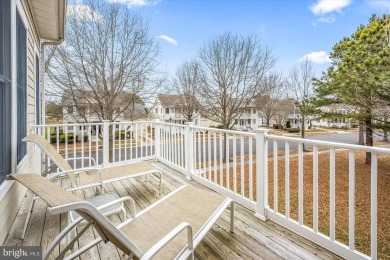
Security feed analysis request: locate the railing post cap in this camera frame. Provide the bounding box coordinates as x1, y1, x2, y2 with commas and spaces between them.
254, 128, 271, 134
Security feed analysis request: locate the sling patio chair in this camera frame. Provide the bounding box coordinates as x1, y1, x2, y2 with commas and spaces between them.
7, 173, 235, 260
21, 133, 163, 239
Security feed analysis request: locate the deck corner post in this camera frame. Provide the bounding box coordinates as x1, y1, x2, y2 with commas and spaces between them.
254, 128, 270, 221
185, 122, 194, 180
102, 120, 110, 167
154, 120, 161, 160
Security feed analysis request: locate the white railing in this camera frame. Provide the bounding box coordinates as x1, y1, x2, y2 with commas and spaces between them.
31, 121, 155, 170
155, 122, 186, 171
31, 121, 389, 259
32, 122, 104, 169
111, 121, 155, 164
263, 133, 390, 260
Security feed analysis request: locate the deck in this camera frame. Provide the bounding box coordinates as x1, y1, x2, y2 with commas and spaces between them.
3, 162, 342, 260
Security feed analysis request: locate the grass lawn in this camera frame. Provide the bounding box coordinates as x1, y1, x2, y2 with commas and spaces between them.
206, 150, 390, 258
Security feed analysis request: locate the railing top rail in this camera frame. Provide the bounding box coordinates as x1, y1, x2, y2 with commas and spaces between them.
267, 133, 390, 154
31, 123, 103, 128
190, 125, 256, 137
112, 121, 154, 125
155, 122, 186, 127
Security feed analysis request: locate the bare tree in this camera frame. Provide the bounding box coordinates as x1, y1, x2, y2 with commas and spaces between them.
288, 59, 315, 142
254, 73, 286, 126
169, 60, 203, 122
274, 98, 295, 126
46, 1, 162, 123
196, 32, 275, 130
46, 1, 162, 162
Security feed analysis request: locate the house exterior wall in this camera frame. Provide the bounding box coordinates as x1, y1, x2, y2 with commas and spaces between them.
152, 100, 204, 125
232, 108, 262, 131
0, 0, 42, 244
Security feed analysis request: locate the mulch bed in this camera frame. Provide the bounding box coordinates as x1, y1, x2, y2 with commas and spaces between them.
206, 150, 390, 258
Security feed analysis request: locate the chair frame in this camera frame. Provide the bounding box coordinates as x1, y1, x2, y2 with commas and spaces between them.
21, 134, 163, 240
46, 185, 234, 260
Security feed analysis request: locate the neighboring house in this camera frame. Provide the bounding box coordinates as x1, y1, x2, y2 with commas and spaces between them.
61, 90, 148, 130
232, 103, 262, 131
153, 94, 208, 126
311, 104, 357, 128
0, 0, 67, 244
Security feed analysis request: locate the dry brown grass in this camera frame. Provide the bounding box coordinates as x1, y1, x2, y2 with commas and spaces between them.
203, 150, 390, 258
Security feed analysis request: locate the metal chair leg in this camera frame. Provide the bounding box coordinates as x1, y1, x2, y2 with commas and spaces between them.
21, 193, 36, 239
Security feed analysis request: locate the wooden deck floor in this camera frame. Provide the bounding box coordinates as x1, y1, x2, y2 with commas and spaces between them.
4, 162, 342, 260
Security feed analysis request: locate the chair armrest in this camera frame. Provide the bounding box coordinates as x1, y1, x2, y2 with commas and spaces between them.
41, 162, 58, 177
47, 167, 103, 186
96, 196, 136, 219
141, 222, 193, 260
66, 157, 96, 166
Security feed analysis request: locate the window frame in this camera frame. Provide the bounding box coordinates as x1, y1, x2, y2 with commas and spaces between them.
0, 0, 12, 184
35, 54, 40, 125
16, 8, 28, 164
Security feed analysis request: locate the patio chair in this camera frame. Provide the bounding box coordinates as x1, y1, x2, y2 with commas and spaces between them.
7, 173, 235, 260
21, 133, 163, 239
23, 134, 163, 192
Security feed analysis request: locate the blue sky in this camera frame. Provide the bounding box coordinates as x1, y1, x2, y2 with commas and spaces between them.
76, 0, 390, 77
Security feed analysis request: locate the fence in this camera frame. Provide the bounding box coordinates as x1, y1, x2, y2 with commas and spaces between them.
31, 121, 390, 259
155, 123, 389, 260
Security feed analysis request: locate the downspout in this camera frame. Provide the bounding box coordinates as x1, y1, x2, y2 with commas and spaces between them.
40, 40, 63, 125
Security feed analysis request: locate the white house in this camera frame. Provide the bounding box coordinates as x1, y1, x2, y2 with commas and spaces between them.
61, 90, 148, 131
0, 0, 67, 244
152, 94, 209, 126
311, 104, 357, 128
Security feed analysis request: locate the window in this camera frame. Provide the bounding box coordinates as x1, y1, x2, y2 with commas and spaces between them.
16, 11, 27, 164
165, 108, 169, 114
68, 106, 73, 113
79, 107, 86, 117
35, 55, 40, 124
155, 108, 158, 114
252, 119, 256, 124
0, 0, 11, 183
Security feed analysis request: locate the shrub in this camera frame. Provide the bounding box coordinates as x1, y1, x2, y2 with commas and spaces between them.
59, 133, 75, 144
50, 135, 57, 144
286, 128, 300, 133
341, 125, 349, 130
51, 128, 63, 136
115, 130, 126, 139
351, 123, 358, 128
273, 124, 283, 129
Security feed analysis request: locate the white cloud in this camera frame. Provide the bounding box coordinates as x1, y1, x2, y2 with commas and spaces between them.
310, 0, 352, 15
299, 51, 331, 64
317, 16, 336, 23
366, 0, 390, 9
312, 15, 336, 25
108, 0, 161, 8
68, 5, 101, 20
157, 35, 178, 46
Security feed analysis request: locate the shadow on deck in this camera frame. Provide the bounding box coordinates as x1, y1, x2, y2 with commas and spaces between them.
4, 161, 342, 260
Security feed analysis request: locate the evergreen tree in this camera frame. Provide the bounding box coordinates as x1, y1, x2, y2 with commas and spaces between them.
315, 15, 390, 164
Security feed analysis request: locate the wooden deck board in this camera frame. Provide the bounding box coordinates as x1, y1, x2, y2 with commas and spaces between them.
4, 162, 343, 260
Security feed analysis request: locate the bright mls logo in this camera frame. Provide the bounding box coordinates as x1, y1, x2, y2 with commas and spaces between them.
0, 246, 41, 259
